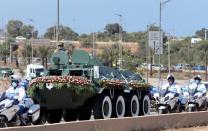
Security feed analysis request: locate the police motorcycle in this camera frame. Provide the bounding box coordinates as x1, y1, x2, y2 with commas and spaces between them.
157, 87, 182, 114
0, 82, 41, 127
187, 87, 207, 112
186, 76, 207, 112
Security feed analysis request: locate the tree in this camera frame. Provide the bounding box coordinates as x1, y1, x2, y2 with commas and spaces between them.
7, 20, 23, 38
197, 41, 208, 80
0, 42, 9, 65
21, 25, 38, 39
7, 20, 37, 39
44, 25, 78, 40
98, 44, 119, 67
38, 46, 51, 69
105, 23, 122, 35
79, 33, 93, 48
21, 42, 32, 65
196, 28, 207, 39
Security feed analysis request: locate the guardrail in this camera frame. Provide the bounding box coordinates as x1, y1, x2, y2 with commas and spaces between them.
2, 112, 208, 131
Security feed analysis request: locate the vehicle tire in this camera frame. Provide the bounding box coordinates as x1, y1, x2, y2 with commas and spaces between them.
32, 111, 46, 125
0, 116, 7, 128
188, 107, 194, 112
78, 109, 92, 120
126, 94, 139, 117
139, 94, 151, 116
63, 109, 78, 122
158, 109, 164, 114
46, 110, 62, 123
115, 95, 125, 118
93, 94, 112, 119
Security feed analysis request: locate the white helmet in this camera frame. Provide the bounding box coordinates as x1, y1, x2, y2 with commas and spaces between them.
194, 75, 201, 80
167, 74, 175, 80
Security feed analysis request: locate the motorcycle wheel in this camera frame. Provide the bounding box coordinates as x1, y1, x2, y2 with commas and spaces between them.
159, 109, 168, 114
32, 112, 46, 125
158, 109, 164, 114
0, 117, 7, 128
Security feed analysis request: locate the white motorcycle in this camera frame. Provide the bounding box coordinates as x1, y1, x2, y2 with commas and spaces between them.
187, 91, 207, 112
0, 94, 41, 127
157, 91, 182, 114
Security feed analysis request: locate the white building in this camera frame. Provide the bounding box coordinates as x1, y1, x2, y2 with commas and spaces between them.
191, 38, 202, 45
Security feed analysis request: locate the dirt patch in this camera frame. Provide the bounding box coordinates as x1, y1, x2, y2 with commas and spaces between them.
0, 79, 10, 93
164, 126, 208, 131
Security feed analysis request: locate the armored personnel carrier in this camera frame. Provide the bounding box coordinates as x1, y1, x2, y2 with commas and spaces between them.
28, 50, 152, 124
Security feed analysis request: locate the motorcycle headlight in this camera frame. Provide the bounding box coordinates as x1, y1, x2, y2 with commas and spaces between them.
0, 104, 5, 110
193, 95, 198, 100
164, 96, 169, 102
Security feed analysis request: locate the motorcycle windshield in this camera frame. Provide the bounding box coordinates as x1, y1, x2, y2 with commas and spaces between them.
189, 89, 195, 96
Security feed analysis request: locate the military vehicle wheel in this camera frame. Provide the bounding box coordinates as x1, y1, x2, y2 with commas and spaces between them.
139, 94, 150, 116
126, 94, 139, 117
63, 109, 78, 122
115, 95, 125, 118
93, 94, 112, 119
46, 110, 62, 123
78, 109, 92, 120
32, 112, 46, 125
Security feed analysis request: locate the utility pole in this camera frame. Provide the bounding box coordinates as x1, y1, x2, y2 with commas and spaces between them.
115, 14, 123, 69
158, 0, 171, 87
56, 0, 60, 46
28, 19, 35, 63
205, 29, 207, 40
167, 33, 171, 74
92, 32, 96, 56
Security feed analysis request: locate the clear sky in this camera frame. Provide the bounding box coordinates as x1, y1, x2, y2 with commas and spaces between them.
0, 0, 207, 37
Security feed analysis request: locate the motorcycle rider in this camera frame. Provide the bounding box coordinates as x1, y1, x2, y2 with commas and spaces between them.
5, 75, 22, 100
5, 77, 27, 118
161, 74, 181, 96
189, 75, 206, 94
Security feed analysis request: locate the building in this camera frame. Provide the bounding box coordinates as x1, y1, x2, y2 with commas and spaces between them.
191, 38, 202, 45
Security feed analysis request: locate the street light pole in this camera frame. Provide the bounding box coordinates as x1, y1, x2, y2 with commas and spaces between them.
167, 33, 171, 74
158, 0, 171, 87
28, 18, 35, 63
115, 14, 123, 69
92, 32, 96, 56
56, 0, 60, 46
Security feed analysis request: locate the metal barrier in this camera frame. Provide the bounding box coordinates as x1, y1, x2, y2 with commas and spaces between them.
2, 112, 208, 131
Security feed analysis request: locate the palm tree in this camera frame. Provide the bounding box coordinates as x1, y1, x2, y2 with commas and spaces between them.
38, 46, 51, 69
0, 42, 9, 65
21, 42, 32, 65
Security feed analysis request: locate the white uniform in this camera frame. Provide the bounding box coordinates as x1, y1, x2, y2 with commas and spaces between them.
188, 83, 206, 94
5, 86, 26, 102
161, 83, 181, 94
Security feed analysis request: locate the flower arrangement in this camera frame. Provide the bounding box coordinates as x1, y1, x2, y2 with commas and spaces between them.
100, 79, 125, 89
28, 76, 93, 97
128, 82, 151, 90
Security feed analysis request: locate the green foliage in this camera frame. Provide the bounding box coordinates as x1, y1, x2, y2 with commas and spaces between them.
28, 82, 94, 97
38, 46, 51, 68
7, 20, 37, 38
7, 20, 23, 38
44, 25, 78, 40
105, 23, 122, 35
21, 41, 32, 64
79, 34, 93, 48
196, 28, 207, 39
